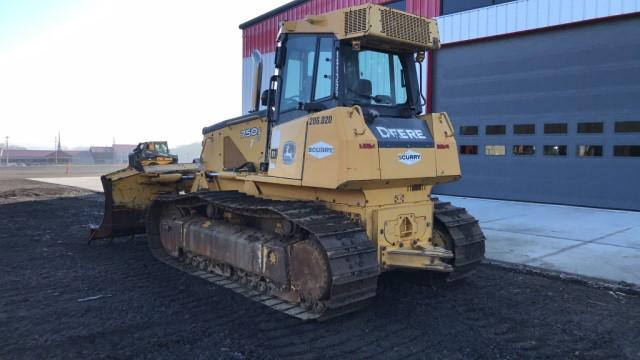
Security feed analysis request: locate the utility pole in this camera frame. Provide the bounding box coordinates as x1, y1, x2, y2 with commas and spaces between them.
4, 136, 8, 166
56, 132, 61, 165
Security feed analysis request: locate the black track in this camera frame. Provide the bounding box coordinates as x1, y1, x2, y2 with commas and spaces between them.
146, 191, 380, 320
143, 192, 486, 320
433, 199, 486, 280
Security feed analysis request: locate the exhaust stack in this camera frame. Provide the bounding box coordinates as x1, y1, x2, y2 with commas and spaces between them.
249, 49, 263, 113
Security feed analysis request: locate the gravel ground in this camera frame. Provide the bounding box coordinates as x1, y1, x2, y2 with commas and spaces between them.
1, 180, 639, 359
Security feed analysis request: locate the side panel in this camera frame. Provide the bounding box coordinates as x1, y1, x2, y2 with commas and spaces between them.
268, 118, 307, 180
378, 148, 437, 179
302, 107, 381, 188
202, 117, 268, 172
422, 112, 461, 177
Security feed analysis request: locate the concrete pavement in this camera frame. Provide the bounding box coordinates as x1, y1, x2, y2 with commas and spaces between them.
437, 195, 640, 286
28, 176, 640, 286
28, 177, 104, 192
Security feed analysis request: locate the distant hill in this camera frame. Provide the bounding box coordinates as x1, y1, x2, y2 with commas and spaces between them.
172, 142, 202, 163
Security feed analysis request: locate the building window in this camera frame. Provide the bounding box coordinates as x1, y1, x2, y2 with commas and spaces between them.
514, 124, 535, 135
460, 126, 478, 135
614, 146, 640, 157
544, 123, 568, 134
577, 145, 602, 157
577, 122, 603, 134
543, 145, 567, 156
485, 145, 505, 156
441, 0, 516, 15
615, 121, 640, 133
460, 145, 478, 155
513, 145, 535, 156
486, 125, 506, 135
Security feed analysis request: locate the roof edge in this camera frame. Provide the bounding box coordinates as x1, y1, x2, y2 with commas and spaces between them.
239, 0, 307, 29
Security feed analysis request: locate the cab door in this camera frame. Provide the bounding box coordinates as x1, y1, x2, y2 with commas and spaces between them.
267, 35, 335, 180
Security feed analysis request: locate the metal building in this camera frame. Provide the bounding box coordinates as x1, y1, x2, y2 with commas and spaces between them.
239, 0, 640, 210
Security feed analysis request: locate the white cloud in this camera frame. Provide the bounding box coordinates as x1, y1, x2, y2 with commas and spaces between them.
0, 0, 287, 149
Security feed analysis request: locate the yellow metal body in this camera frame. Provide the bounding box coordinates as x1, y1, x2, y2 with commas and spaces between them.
140, 157, 175, 166
191, 107, 460, 271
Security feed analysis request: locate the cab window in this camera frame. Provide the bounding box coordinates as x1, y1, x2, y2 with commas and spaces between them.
279, 36, 335, 114
156, 143, 169, 154
344, 46, 408, 106
280, 37, 317, 112
314, 38, 333, 100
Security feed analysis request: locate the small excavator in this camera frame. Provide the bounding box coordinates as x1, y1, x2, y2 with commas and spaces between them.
90, 4, 485, 320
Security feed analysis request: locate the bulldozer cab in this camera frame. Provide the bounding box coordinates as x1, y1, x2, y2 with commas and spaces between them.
137, 141, 169, 154
250, 5, 441, 179
248, 8, 436, 178
270, 35, 421, 124
129, 141, 177, 171
260, 4, 439, 125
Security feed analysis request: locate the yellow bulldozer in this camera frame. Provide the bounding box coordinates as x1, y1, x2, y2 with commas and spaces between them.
90, 4, 485, 320
128, 141, 178, 171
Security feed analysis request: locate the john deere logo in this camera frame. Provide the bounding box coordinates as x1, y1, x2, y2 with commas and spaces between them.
398, 150, 421, 165
282, 141, 296, 165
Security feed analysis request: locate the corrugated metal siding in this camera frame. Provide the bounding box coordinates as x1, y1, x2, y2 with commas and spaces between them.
437, 0, 640, 43
242, 0, 441, 57
406, 0, 440, 17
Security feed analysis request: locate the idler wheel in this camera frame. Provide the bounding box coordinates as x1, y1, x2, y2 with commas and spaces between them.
431, 224, 454, 264
290, 239, 331, 306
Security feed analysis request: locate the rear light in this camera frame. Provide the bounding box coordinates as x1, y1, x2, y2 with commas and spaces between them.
436, 144, 450, 149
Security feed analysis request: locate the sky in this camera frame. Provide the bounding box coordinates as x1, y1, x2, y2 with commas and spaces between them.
0, 0, 289, 149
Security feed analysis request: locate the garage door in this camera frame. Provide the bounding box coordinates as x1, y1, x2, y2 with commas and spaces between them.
432, 15, 640, 210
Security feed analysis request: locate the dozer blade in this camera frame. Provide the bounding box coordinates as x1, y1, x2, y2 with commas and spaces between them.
89, 166, 196, 241
89, 174, 146, 240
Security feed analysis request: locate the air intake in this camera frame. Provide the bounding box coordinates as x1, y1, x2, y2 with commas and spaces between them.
379, 8, 431, 45
344, 8, 368, 35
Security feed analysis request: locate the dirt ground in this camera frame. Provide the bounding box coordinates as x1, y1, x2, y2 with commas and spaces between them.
1, 178, 639, 359
0, 179, 93, 204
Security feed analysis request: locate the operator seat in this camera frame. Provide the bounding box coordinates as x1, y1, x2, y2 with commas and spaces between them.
353, 79, 372, 104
